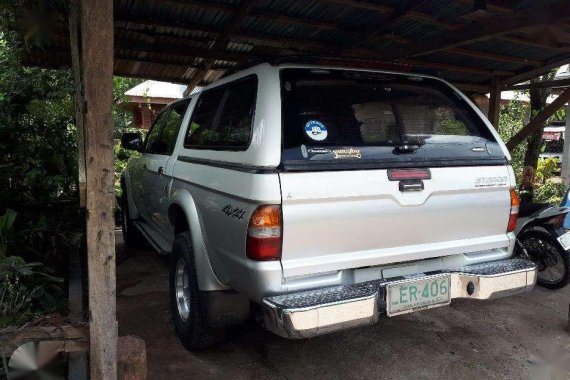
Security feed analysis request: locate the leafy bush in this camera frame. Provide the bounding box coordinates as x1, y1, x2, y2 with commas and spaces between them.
0, 256, 64, 328
536, 157, 559, 184
0, 209, 16, 260
533, 180, 569, 205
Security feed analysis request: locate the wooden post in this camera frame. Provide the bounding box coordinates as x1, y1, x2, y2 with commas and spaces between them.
79, 0, 117, 379
488, 77, 502, 130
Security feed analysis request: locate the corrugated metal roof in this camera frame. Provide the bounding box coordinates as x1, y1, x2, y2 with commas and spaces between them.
19, 0, 570, 92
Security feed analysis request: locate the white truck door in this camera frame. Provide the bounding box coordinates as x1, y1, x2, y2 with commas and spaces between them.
138, 108, 171, 229
147, 99, 191, 238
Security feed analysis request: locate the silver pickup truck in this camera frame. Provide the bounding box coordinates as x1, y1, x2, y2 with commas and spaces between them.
120, 63, 537, 350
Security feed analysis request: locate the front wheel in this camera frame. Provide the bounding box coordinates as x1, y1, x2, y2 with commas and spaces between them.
120, 189, 144, 248
517, 232, 570, 289
169, 232, 226, 350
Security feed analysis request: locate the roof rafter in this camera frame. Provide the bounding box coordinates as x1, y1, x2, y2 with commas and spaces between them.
381, 34, 542, 66
184, 0, 257, 92
114, 25, 514, 78
505, 56, 570, 86
377, 0, 570, 60
346, 1, 431, 49
505, 77, 570, 90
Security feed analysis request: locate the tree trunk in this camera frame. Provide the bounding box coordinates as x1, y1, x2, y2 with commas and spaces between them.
520, 73, 555, 200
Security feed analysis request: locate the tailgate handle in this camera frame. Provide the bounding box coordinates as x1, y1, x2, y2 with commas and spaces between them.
399, 179, 424, 192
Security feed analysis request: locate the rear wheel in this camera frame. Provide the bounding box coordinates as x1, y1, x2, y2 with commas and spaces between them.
519, 232, 570, 289
169, 232, 225, 350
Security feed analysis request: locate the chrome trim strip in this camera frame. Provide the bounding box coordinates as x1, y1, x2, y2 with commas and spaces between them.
263, 258, 537, 339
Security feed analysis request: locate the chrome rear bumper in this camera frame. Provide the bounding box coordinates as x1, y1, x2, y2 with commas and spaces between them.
262, 258, 536, 339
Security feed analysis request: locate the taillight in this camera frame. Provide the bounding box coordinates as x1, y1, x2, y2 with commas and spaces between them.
507, 189, 519, 232
246, 205, 282, 261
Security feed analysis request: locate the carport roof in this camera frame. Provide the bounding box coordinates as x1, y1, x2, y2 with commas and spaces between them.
20, 0, 570, 93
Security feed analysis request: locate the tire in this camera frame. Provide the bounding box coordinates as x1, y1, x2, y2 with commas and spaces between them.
169, 232, 226, 350
519, 231, 570, 289
120, 189, 144, 248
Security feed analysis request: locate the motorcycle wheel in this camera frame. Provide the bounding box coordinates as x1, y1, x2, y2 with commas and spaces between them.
518, 232, 570, 289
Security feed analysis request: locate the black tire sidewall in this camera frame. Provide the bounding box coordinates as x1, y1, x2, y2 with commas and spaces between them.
520, 230, 570, 289
169, 232, 223, 350
121, 189, 143, 248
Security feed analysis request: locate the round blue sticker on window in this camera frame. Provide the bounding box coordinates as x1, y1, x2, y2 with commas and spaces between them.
305, 120, 328, 141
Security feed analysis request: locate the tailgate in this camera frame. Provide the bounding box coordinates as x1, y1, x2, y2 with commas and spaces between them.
279, 166, 513, 278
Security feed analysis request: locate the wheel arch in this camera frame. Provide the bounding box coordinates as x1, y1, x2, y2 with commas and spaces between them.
168, 189, 227, 291
121, 171, 140, 219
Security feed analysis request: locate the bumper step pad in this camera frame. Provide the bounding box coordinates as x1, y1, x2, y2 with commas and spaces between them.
263, 258, 537, 338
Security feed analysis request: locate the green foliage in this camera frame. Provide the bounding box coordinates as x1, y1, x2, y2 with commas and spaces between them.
0, 30, 77, 209
498, 94, 530, 182
0, 256, 64, 328
533, 180, 569, 205
536, 157, 559, 184
0, 209, 16, 260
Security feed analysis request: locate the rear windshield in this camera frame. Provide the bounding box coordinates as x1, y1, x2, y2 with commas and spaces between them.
281, 68, 507, 171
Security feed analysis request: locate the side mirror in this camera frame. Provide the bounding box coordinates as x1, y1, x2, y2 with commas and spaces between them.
121, 132, 143, 151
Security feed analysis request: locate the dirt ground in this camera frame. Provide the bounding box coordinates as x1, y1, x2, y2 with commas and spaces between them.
116, 232, 570, 380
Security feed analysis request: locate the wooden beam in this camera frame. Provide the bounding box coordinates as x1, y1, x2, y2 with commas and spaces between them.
505, 56, 570, 86
398, 58, 514, 77
496, 34, 570, 52
348, 1, 430, 49
505, 78, 570, 90
455, 0, 515, 14
488, 77, 503, 129
320, 0, 392, 13
446, 47, 542, 66
506, 88, 570, 150
0, 324, 88, 357
378, 0, 570, 60
80, 0, 117, 378
381, 34, 542, 66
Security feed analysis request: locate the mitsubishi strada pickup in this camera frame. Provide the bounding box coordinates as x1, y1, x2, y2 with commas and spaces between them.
120, 63, 537, 350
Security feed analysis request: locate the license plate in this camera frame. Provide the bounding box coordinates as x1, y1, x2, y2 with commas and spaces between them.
557, 231, 570, 250
386, 275, 451, 316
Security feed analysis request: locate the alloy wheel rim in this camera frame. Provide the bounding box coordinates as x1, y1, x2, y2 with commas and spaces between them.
175, 258, 191, 321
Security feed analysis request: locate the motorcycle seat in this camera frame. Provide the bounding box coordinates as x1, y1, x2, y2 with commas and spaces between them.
518, 202, 550, 218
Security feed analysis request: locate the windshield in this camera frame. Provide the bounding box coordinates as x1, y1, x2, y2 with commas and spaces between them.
281, 68, 506, 171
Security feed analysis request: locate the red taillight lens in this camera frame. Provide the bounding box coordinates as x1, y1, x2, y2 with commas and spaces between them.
507, 189, 519, 232
387, 168, 431, 181
246, 205, 282, 261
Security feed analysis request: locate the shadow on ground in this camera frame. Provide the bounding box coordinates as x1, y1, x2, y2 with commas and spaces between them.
115, 232, 570, 380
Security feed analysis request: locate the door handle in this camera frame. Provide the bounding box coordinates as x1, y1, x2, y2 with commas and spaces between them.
158, 166, 164, 174
399, 179, 424, 192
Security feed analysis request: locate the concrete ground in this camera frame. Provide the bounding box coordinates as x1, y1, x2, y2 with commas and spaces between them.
116, 232, 570, 380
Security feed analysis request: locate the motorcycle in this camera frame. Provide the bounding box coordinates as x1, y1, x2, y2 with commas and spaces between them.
514, 200, 570, 289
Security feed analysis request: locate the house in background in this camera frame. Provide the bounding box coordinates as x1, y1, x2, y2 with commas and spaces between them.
121, 80, 193, 130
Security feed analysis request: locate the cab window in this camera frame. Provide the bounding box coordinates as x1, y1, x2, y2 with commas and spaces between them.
144, 110, 170, 154
160, 99, 190, 154
184, 76, 257, 150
